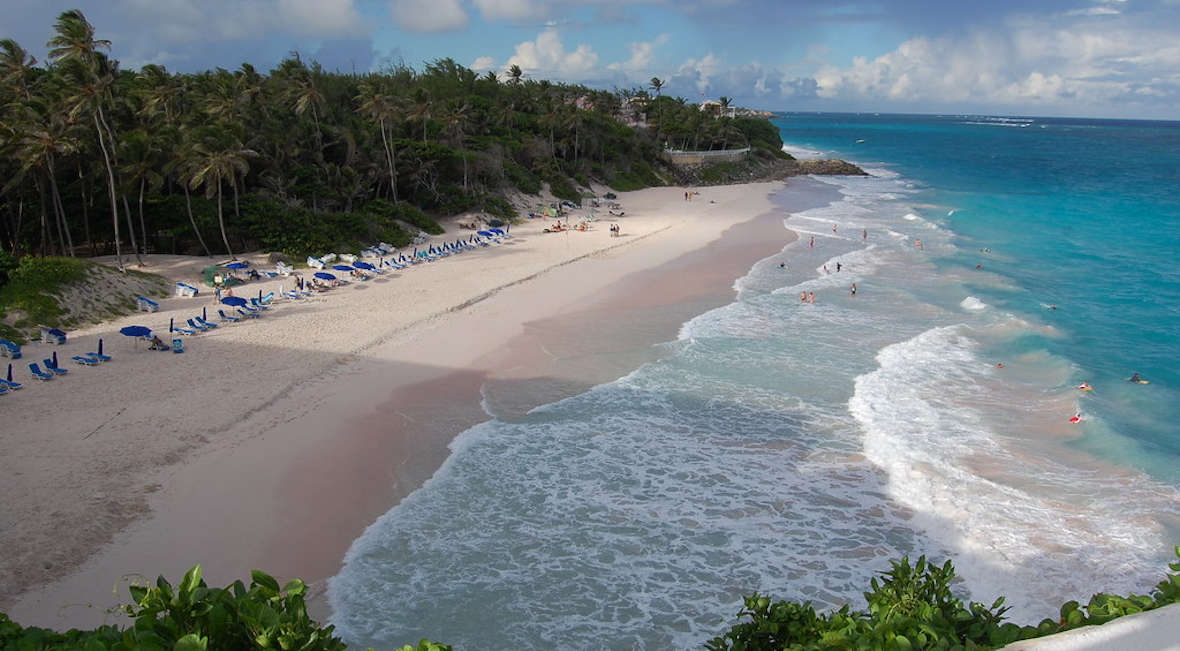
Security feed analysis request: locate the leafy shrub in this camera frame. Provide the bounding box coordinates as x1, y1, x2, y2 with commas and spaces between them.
544, 173, 580, 202
0, 249, 17, 288
0, 565, 453, 651
504, 161, 542, 195
708, 546, 1180, 650
0, 257, 91, 339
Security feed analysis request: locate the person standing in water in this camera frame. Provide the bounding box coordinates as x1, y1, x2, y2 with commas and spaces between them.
850, 283, 857, 296
809, 236, 815, 248
862, 229, 867, 241
836, 262, 842, 272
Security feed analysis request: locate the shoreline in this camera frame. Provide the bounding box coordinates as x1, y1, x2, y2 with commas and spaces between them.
2, 181, 799, 630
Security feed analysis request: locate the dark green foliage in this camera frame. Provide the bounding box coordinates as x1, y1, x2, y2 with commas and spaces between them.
0, 565, 452, 651
0, 250, 17, 288
544, 172, 580, 202
504, 162, 542, 195
0, 256, 89, 340
708, 546, 1180, 650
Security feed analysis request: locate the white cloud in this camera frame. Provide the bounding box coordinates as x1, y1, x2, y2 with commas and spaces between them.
473, 0, 544, 21
389, 0, 468, 32
278, 0, 366, 35
606, 34, 669, 74
811, 13, 1180, 112
471, 56, 496, 71
672, 53, 723, 94
506, 28, 599, 78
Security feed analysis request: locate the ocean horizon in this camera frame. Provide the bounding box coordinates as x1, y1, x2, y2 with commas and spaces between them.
329, 113, 1180, 650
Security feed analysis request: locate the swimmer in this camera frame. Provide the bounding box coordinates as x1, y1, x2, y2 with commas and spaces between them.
1078, 382, 1092, 391
807, 292, 815, 304
995, 362, 1004, 368
800, 291, 807, 303
779, 262, 787, 270
850, 283, 857, 296
915, 239, 923, 250
836, 262, 842, 272
809, 236, 815, 248
823, 265, 829, 274
1069, 412, 1082, 424
862, 229, 867, 241
976, 264, 983, 270
832, 224, 838, 233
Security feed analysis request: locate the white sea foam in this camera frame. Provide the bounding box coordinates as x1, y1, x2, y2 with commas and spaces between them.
850, 325, 1180, 620
960, 296, 988, 311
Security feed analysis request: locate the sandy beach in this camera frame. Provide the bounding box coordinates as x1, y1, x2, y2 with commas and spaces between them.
0, 181, 795, 630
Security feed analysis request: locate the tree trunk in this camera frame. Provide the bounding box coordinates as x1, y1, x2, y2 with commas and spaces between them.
47, 157, 74, 256
93, 110, 123, 271
216, 182, 234, 259
122, 194, 144, 265
380, 118, 398, 203
137, 177, 148, 256
36, 176, 50, 256
232, 176, 240, 220
183, 184, 213, 257
78, 163, 93, 256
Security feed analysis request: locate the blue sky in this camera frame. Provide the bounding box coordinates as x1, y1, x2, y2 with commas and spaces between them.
6, 0, 1180, 119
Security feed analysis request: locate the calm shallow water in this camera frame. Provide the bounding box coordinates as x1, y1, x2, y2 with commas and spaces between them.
329, 114, 1180, 650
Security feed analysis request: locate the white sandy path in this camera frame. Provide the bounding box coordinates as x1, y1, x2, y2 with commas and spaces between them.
2, 182, 786, 628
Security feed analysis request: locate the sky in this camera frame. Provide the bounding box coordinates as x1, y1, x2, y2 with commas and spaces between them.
5, 0, 1180, 119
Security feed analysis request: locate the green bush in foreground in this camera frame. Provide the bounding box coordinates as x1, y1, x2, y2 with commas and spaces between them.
0, 565, 450, 651
708, 546, 1180, 650
2, 549, 1176, 650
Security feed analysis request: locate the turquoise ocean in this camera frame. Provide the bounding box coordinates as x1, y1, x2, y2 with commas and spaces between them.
329, 114, 1180, 649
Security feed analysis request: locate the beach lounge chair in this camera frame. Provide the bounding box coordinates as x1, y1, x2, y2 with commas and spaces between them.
276, 262, 294, 276
186, 318, 209, 332
259, 292, 275, 304
236, 308, 260, 319
249, 298, 270, 311
218, 309, 241, 323
136, 296, 160, 312
175, 282, 199, 297
72, 355, 99, 366
0, 340, 20, 359
171, 323, 198, 336
172, 338, 184, 354
88, 340, 112, 362
42, 358, 69, 376
41, 327, 67, 345
307, 256, 326, 269
1, 365, 21, 390
196, 316, 219, 329
28, 363, 54, 381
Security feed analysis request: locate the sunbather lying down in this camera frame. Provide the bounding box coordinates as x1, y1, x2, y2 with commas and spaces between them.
148, 335, 170, 351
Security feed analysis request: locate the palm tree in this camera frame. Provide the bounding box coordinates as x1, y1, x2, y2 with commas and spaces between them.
6, 103, 78, 255
0, 38, 37, 101
164, 129, 212, 257
441, 100, 471, 191
187, 131, 257, 259
47, 9, 124, 270
408, 88, 433, 144
356, 79, 401, 203
507, 64, 523, 87
290, 68, 325, 158
119, 129, 163, 254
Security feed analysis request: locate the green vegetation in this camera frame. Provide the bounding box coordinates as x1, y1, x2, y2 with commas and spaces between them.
0, 11, 786, 266
0, 565, 449, 651
2, 549, 1176, 649
0, 255, 169, 343
708, 546, 1180, 650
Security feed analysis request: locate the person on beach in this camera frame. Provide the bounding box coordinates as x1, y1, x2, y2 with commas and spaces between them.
808, 292, 815, 304
832, 224, 838, 233
862, 229, 867, 241
823, 265, 829, 274
809, 236, 815, 248
836, 262, 842, 272
850, 283, 857, 296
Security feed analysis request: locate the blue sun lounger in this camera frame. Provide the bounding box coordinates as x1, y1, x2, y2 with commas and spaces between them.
236, 308, 260, 319
249, 298, 270, 311
218, 309, 241, 323
44, 358, 69, 375
28, 363, 54, 381
196, 316, 219, 329
0, 339, 21, 359
1, 377, 21, 390
186, 318, 209, 332
72, 355, 99, 366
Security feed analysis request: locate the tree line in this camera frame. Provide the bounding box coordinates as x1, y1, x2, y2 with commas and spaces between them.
0, 10, 778, 268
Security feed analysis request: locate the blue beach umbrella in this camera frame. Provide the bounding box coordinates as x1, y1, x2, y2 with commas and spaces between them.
119, 325, 152, 338
221, 296, 248, 307
332, 264, 353, 271
224, 262, 249, 269
353, 261, 374, 270
314, 272, 336, 280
